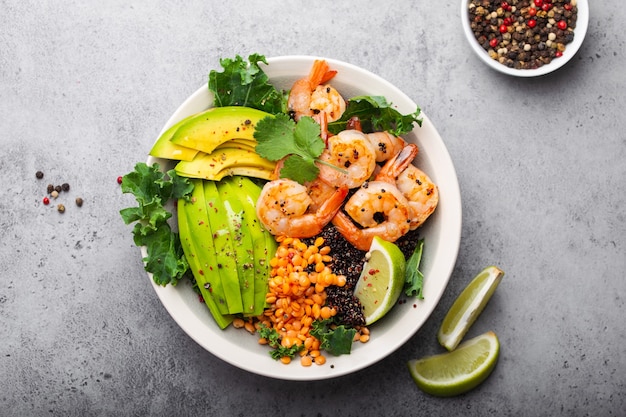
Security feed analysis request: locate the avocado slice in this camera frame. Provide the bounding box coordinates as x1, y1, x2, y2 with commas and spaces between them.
216, 177, 256, 316
179, 179, 229, 314
149, 116, 200, 161
238, 176, 277, 315
170, 106, 271, 154
177, 185, 233, 328
203, 180, 244, 314
174, 146, 275, 181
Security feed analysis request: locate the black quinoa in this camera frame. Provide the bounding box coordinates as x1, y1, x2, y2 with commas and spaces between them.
304, 223, 423, 328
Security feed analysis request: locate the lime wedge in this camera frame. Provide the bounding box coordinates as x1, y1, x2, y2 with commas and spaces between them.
408, 331, 500, 397
438, 266, 504, 351
353, 236, 406, 325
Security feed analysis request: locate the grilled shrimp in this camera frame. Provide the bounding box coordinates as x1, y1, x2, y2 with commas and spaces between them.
395, 165, 439, 230
365, 131, 408, 162
317, 129, 378, 189
256, 178, 348, 238
332, 181, 412, 251
288, 59, 346, 123
376, 143, 438, 231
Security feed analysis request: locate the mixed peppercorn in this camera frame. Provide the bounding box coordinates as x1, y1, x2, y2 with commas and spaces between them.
36, 170, 84, 212
468, 0, 578, 69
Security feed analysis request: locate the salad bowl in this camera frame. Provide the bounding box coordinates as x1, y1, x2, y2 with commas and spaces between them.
143, 56, 462, 381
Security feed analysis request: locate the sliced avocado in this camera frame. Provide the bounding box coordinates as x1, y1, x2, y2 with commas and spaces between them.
203, 180, 244, 314
149, 116, 200, 161
177, 189, 233, 328
170, 106, 272, 154
179, 179, 229, 314
238, 176, 277, 314
174, 147, 275, 181
217, 177, 257, 316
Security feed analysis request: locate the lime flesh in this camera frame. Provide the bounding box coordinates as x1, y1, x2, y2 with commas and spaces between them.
353, 236, 406, 325
438, 266, 504, 351
408, 331, 500, 397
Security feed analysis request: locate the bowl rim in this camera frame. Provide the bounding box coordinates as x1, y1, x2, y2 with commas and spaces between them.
460, 0, 589, 77
144, 55, 463, 380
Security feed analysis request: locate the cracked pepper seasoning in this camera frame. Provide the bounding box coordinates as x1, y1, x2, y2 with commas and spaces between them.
468, 0, 578, 69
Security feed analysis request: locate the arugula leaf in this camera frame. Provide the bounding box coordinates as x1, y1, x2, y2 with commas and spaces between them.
208, 53, 288, 114
310, 319, 357, 356
254, 114, 325, 184
328, 95, 422, 136
120, 162, 194, 286
404, 239, 425, 298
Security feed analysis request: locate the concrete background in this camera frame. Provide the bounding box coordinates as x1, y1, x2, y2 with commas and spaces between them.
1, 1, 624, 416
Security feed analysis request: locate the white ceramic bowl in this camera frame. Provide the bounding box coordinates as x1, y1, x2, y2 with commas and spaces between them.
143, 56, 462, 380
461, 0, 589, 77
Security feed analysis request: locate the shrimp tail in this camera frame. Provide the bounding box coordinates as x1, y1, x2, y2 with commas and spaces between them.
331, 211, 372, 251
376, 143, 419, 183
317, 185, 349, 224
308, 60, 335, 89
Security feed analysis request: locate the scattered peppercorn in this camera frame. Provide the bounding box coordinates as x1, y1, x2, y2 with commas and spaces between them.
51, 190, 59, 199
47, 184, 55, 194
54, 185, 62, 193
36, 171, 44, 179
467, 0, 578, 70
43, 196, 50, 205
57, 204, 65, 213
75, 197, 84, 207
61, 183, 70, 192
117, 176, 123, 184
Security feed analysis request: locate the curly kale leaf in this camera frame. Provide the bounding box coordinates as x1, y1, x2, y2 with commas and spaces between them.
208, 53, 288, 114
120, 163, 194, 286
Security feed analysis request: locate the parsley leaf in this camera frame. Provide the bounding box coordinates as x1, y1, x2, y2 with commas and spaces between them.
404, 239, 425, 298
208, 53, 288, 114
328, 95, 422, 136
310, 319, 357, 356
120, 163, 194, 286
254, 114, 325, 184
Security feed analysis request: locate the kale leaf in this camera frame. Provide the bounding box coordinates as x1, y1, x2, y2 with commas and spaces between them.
208, 53, 288, 114
310, 319, 357, 356
120, 162, 194, 286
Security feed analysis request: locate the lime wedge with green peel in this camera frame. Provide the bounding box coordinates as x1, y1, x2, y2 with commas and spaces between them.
408, 331, 500, 397
438, 266, 504, 351
353, 236, 406, 325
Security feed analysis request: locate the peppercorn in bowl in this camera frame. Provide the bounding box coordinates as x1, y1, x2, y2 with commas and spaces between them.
461, 0, 588, 77
131, 56, 462, 381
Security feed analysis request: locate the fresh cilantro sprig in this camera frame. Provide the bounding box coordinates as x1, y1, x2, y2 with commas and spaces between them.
328, 95, 422, 136
310, 319, 357, 356
120, 162, 194, 286
254, 114, 329, 184
208, 53, 288, 114
404, 239, 425, 298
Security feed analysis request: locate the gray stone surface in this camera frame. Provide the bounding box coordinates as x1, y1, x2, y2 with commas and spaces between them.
1, 1, 624, 416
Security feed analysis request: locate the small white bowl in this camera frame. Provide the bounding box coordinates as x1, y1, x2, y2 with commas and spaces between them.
461, 0, 589, 77
144, 56, 462, 380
